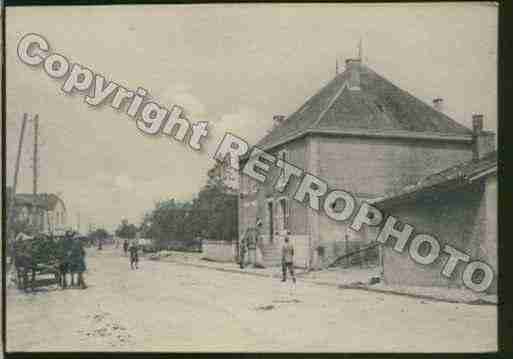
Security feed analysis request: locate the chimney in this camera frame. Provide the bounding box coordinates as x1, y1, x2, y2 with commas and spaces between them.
472, 114, 495, 160
433, 98, 443, 112
345, 58, 361, 90
273, 115, 286, 126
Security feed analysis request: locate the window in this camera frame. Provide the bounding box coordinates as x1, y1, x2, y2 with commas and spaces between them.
278, 149, 288, 162
275, 150, 290, 192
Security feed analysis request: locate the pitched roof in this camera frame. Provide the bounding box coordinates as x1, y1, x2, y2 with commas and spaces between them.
373, 151, 497, 208
256, 63, 472, 150
14, 193, 66, 212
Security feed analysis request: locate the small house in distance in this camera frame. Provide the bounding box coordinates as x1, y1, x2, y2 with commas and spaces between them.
7, 188, 68, 235
239, 57, 495, 271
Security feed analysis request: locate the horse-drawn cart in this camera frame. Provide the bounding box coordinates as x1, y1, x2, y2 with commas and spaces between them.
12, 232, 62, 291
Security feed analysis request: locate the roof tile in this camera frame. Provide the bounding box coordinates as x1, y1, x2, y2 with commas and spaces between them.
256, 64, 472, 150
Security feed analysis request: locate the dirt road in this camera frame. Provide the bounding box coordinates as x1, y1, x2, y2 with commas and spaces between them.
6, 246, 497, 352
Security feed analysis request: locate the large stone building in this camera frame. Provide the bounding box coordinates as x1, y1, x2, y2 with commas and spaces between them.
238, 57, 495, 270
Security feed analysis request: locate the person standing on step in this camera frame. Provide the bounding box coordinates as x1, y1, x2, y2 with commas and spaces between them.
239, 232, 247, 269
281, 231, 296, 283
242, 218, 262, 268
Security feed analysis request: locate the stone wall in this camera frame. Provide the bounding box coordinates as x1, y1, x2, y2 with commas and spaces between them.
317, 135, 473, 196
239, 133, 475, 271
202, 240, 236, 263
380, 178, 497, 293
312, 134, 473, 269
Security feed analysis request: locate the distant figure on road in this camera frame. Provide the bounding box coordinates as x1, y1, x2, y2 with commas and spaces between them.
123, 239, 129, 256
129, 241, 139, 269
281, 232, 296, 283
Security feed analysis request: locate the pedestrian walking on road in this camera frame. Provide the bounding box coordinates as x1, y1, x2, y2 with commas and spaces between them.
129, 241, 139, 269
123, 239, 129, 256
281, 232, 296, 283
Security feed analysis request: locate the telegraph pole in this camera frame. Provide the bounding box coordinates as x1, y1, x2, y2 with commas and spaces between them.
8, 114, 28, 241
32, 114, 39, 197
11, 114, 28, 204
32, 115, 39, 231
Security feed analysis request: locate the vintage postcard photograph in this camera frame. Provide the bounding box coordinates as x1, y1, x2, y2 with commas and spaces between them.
3, 2, 498, 353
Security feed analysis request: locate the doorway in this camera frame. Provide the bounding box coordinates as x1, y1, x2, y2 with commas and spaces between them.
267, 201, 274, 242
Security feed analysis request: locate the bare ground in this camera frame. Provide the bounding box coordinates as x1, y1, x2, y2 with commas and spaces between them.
6, 246, 497, 352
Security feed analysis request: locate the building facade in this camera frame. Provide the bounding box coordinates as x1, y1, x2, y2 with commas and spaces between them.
374, 139, 497, 293
239, 58, 494, 270
11, 192, 68, 234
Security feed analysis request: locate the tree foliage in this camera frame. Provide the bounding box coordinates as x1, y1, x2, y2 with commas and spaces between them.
138, 162, 238, 250
115, 219, 138, 239
90, 228, 110, 240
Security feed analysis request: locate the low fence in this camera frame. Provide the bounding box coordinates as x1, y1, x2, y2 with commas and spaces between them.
202, 240, 236, 262
165, 239, 202, 253
322, 240, 379, 268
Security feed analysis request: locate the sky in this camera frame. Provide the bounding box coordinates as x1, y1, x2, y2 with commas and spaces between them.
5, 3, 498, 232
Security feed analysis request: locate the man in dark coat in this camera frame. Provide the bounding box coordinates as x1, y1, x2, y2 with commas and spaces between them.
123, 239, 129, 256
69, 234, 87, 289
239, 234, 247, 269
129, 240, 139, 269
281, 231, 296, 283
57, 231, 74, 289
13, 235, 34, 291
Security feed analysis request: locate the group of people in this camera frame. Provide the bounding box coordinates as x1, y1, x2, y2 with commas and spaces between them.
58, 231, 88, 289
122, 239, 139, 269
239, 218, 296, 283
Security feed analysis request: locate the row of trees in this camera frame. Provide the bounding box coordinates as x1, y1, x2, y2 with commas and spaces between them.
115, 162, 238, 251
